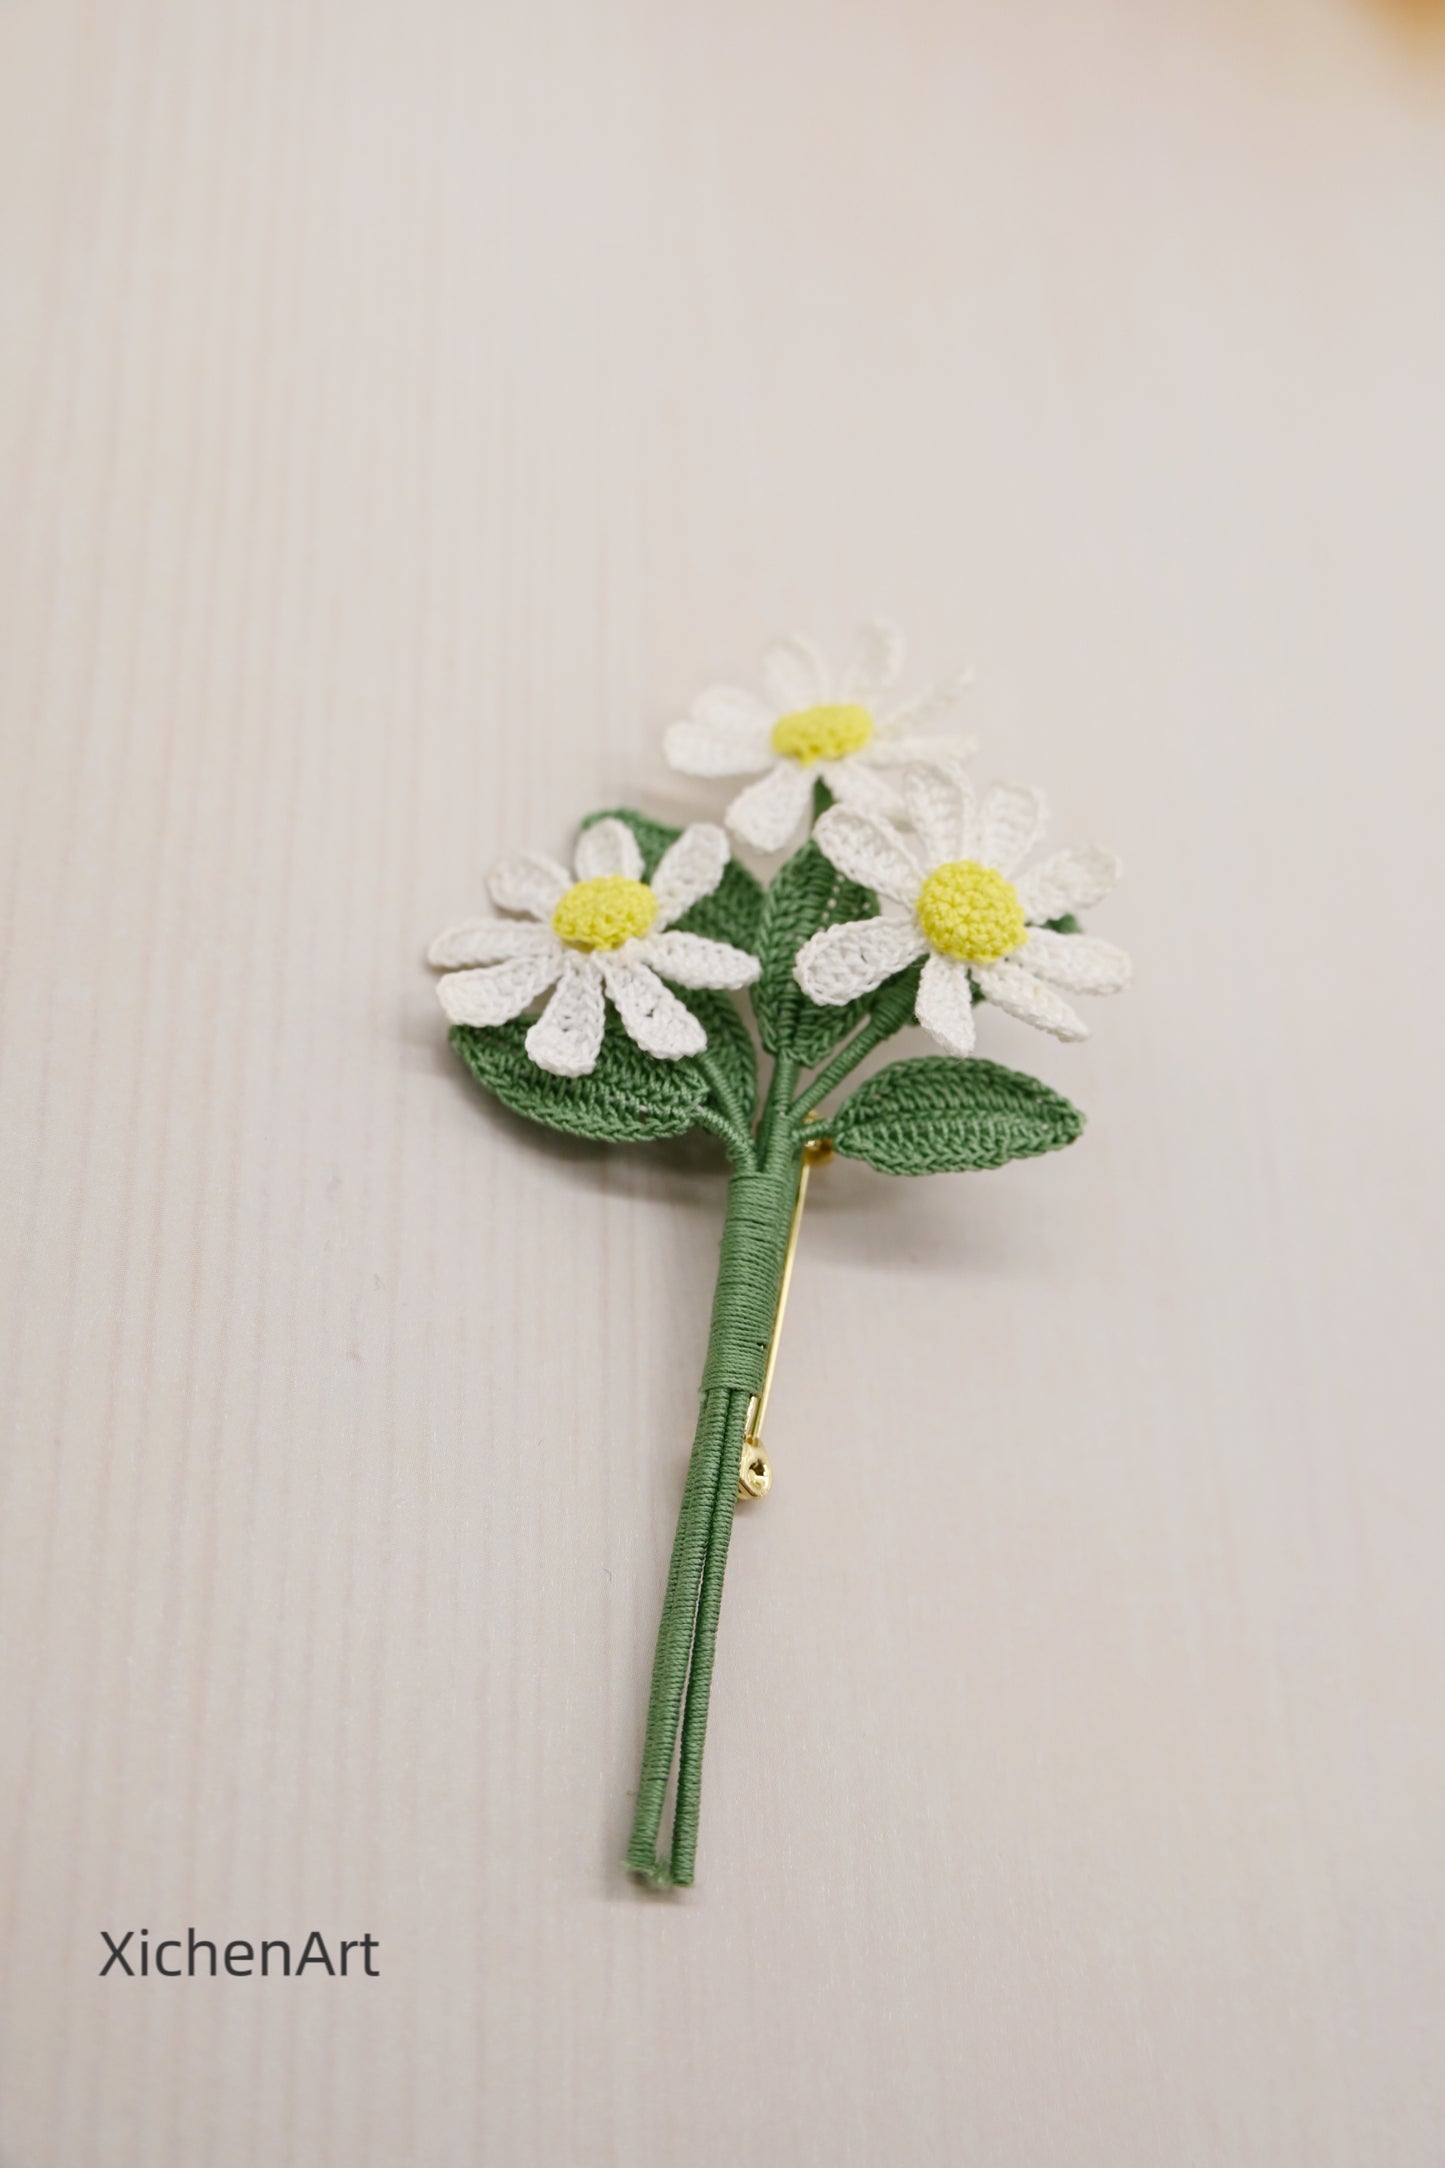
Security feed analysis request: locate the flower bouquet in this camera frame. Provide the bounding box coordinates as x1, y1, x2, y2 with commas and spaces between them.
430, 624, 1131, 1888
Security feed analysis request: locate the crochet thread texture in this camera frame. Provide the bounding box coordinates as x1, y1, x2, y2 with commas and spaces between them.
832, 1056, 1085, 1176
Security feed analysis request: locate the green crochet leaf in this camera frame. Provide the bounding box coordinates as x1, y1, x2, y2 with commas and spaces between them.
831, 1056, 1084, 1175
450, 1014, 708, 1144
581, 806, 764, 953
751, 802, 882, 1064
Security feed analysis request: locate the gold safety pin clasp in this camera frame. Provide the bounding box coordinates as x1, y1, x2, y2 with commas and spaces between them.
737, 1132, 833, 1501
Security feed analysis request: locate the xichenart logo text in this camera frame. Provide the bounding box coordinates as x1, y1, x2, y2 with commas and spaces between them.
99, 1929, 378, 1979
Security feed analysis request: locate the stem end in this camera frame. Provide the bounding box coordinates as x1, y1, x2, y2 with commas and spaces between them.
624, 1849, 678, 1891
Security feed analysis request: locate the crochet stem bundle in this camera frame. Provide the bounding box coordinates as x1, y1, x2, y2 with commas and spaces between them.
625, 1154, 800, 1887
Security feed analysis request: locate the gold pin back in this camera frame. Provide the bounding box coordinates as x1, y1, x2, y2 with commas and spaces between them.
737, 1132, 833, 1501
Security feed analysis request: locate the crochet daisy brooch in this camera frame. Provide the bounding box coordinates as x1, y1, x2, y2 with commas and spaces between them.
430, 623, 1132, 1890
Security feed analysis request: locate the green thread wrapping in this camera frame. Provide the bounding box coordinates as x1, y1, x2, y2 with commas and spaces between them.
669, 1383, 747, 1887
624, 1164, 798, 1887
699, 1172, 796, 1393
624, 1386, 733, 1885
830, 1056, 1084, 1176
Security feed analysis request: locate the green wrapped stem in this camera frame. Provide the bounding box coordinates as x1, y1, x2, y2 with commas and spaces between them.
625, 1163, 799, 1887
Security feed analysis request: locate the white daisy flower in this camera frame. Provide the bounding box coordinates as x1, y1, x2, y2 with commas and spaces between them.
794, 767, 1131, 1056
429, 819, 760, 1077
663, 620, 974, 854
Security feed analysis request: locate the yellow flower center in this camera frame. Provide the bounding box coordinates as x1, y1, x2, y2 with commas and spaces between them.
770, 702, 875, 766
916, 860, 1027, 964
551, 875, 658, 951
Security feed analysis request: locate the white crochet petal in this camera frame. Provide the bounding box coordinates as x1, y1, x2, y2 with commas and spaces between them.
794, 916, 928, 1005
436, 946, 564, 1026
883, 672, 970, 732
812, 805, 923, 907
488, 852, 573, 920
978, 784, 1048, 876
972, 958, 1088, 1041
427, 918, 559, 970
822, 756, 906, 820
1015, 845, 1122, 922
761, 634, 829, 713
902, 763, 974, 870
694, 683, 773, 733
883, 693, 961, 745
663, 717, 773, 779
599, 953, 707, 1059
915, 951, 978, 1057
650, 821, 729, 927
524, 953, 606, 1075
866, 726, 979, 772
633, 930, 761, 990
1017, 928, 1132, 995
574, 817, 644, 883
840, 619, 904, 703
725, 760, 814, 852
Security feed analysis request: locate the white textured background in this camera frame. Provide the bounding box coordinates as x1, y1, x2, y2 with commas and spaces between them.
3, 2, 1444, 2162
